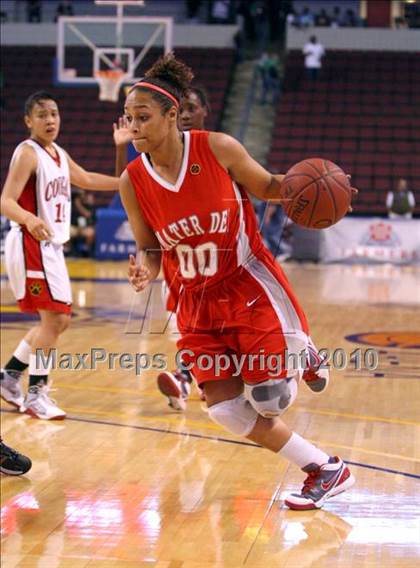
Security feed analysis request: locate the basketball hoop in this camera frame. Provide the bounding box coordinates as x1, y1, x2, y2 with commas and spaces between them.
95, 70, 127, 102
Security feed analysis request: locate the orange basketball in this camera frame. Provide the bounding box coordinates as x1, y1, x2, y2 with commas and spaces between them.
281, 158, 354, 229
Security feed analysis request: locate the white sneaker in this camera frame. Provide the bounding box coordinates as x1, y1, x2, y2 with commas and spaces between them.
1, 369, 25, 409
23, 384, 66, 420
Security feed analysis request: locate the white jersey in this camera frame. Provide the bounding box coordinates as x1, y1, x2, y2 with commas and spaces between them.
303, 42, 325, 69
10, 139, 71, 245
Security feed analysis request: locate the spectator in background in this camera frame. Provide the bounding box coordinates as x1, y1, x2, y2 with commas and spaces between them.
55, 1, 74, 22
342, 8, 358, 27
237, 0, 256, 41
185, 0, 202, 22
386, 178, 416, 219
69, 190, 96, 256
315, 9, 331, 27
257, 202, 289, 260
258, 52, 280, 105
299, 6, 314, 28
210, 0, 232, 24
303, 36, 325, 81
286, 7, 298, 27
26, 0, 42, 22
330, 6, 343, 27
394, 16, 408, 29
0, 215, 10, 255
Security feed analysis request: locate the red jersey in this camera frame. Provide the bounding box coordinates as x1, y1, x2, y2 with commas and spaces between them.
127, 130, 269, 291
127, 130, 310, 384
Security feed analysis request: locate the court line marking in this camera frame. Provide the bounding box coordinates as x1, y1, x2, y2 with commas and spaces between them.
51, 384, 420, 428
1, 274, 164, 284
297, 406, 420, 428
63, 415, 420, 480
308, 439, 420, 464
2, 408, 418, 477
61, 407, 420, 464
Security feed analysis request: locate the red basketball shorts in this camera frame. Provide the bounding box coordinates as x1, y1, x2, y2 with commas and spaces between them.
5, 228, 72, 314
176, 256, 309, 385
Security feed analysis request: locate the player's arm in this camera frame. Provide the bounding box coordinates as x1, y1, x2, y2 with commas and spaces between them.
208, 132, 286, 203
119, 170, 161, 292
0, 145, 53, 240
66, 153, 119, 191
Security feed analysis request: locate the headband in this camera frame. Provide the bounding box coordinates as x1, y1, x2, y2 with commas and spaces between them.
133, 81, 179, 108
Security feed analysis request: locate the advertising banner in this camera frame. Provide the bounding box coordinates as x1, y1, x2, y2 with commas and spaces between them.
320, 218, 420, 265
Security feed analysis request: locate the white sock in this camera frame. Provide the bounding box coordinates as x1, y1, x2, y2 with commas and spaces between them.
13, 340, 32, 365
279, 432, 330, 469
29, 353, 52, 377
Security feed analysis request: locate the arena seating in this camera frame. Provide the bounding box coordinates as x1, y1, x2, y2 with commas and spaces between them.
0, 46, 234, 205
268, 50, 420, 214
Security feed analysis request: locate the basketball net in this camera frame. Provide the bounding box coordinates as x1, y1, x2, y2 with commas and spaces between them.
95, 70, 127, 102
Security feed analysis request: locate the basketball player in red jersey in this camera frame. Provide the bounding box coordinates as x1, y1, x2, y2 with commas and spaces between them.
0, 91, 119, 420
120, 54, 354, 510
115, 88, 328, 412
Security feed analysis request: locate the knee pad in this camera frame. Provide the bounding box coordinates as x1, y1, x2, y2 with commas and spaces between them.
208, 394, 258, 437
244, 377, 298, 418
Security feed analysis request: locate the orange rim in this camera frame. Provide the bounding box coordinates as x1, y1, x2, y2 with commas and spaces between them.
95, 70, 126, 78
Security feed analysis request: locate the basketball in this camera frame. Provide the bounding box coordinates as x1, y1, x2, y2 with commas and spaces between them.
281, 158, 354, 229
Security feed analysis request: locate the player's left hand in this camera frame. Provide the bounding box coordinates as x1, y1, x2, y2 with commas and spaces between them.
113, 116, 133, 147
346, 174, 358, 212
128, 254, 152, 292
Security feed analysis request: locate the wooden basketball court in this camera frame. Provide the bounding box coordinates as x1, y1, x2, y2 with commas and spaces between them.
1, 259, 419, 567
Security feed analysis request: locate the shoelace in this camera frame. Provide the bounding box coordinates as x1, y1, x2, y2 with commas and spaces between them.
29, 383, 59, 406
302, 469, 321, 493
39, 390, 59, 405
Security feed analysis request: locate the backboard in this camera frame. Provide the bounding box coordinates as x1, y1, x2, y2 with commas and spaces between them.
56, 15, 173, 87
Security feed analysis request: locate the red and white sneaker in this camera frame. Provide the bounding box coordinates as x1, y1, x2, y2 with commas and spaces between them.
302, 343, 329, 394
285, 457, 355, 510
157, 370, 191, 412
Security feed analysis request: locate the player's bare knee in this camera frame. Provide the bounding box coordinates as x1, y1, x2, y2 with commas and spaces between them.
244, 377, 298, 418
207, 394, 258, 436
47, 313, 71, 335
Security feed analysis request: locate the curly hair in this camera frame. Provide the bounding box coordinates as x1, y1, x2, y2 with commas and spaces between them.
132, 53, 194, 113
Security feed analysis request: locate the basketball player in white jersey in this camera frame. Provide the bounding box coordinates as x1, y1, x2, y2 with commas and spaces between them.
0, 91, 119, 420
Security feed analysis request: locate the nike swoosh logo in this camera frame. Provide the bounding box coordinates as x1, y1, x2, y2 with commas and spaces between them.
321, 468, 343, 491
246, 297, 259, 307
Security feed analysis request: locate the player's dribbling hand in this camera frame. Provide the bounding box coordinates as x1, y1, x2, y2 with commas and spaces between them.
25, 215, 53, 241
113, 116, 133, 147
347, 174, 359, 212
128, 254, 152, 292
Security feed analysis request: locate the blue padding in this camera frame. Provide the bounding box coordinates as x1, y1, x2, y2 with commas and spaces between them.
95, 208, 136, 260
127, 143, 140, 163
109, 193, 123, 209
